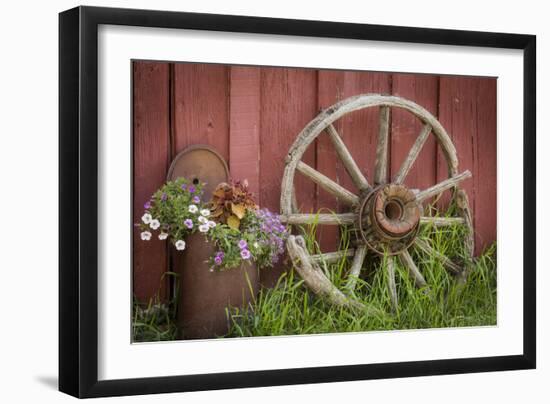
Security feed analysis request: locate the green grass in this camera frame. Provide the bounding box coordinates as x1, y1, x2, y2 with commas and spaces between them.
225, 218, 497, 337
132, 273, 179, 342
132, 214, 497, 341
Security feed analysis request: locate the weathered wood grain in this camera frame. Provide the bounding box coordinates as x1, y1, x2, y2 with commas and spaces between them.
260, 68, 317, 286
416, 170, 472, 202
280, 212, 356, 225
390, 74, 439, 192
132, 61, 170, 302
345, 245, 368, 292
473, 78, 497, 254
229, 67, 261, 199
310, 249, 356, 265
399, 249, 427, 288
296, 161, 359, 207
172, 63, 229, 160
374, 106, 390, 185
419, 216, 465, 227
316, 70, 345, 253
386, 257, 398, 311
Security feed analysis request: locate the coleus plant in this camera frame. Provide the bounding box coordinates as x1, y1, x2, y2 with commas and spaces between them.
209, 180, 258, 230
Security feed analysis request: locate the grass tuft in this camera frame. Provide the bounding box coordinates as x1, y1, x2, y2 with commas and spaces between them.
226, 218, 496, 337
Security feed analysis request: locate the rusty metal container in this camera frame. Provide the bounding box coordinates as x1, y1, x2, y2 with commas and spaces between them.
176, 233, 258, 339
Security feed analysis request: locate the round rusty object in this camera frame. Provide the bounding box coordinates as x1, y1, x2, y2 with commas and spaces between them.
167, 145, 229, 201
358, 184, 421, 255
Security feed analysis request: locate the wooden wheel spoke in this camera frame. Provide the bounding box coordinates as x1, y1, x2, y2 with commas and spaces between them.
420, 216, 465, 227
280, 212, 356, 226
414, 238, 460, 274
394, 123, 432, 184
310, 249, 355, 265
345, 245, 368, 292
286, 235, 365, 310
415, 170, 472, 202
325, 124, 370, 192
296, 161, 359, 206
374, 106, 391, 185
386, 256, 398, 311
399, 249, 427, 288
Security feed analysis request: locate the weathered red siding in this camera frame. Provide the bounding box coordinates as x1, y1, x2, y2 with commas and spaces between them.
133, 61, 497, 302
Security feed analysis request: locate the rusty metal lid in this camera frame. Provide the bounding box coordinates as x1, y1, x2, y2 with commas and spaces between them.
166, 145, 229, 201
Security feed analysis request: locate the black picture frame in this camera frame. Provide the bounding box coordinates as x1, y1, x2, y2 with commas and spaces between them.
59, 5, 536, 398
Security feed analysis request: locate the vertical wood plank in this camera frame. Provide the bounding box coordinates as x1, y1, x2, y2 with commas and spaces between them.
259, 67, 317, 285
390, 74, 439, 191
229, 67, 261, 199
338, 72, 392, 193
438, 77, 478, 250
172, 63, 229, 160
474, 78, 497, 253
316, 70, 345, 251
133, 61, 170, 302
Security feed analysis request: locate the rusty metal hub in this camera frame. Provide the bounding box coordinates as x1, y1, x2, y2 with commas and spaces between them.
358, 184, 421, 255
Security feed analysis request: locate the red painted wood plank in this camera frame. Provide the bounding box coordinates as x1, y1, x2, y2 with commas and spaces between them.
338, 72, 392, 192
474, 78, 497, 253
438, 77, 479, 252
259, 67, 318, 212
259, 67, 318, 286
172, 63, 230, 161
316, 70, 345, 252
390, 74, 439, 191
132, 61, 170, 302
229, 67, 261, 200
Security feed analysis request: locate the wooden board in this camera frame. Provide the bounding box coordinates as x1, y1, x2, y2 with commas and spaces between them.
437, 77, 478, 249
172, 63, 229, 160
229, 67, 261, 199
259, 67, 318, 286
132, 61, 170, 302
473, 78, 497, 253
316, 70, 345, 251
390, 74, 439, 192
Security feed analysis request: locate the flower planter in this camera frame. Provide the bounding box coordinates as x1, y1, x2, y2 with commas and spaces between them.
176, 232, 258, 339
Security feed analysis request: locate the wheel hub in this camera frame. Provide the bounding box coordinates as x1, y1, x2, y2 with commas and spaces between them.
358, 184, 421, 255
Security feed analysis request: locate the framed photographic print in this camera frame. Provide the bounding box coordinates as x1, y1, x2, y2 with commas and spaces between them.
59, 5, 536, 398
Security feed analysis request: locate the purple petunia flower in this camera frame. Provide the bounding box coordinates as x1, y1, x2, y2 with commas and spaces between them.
238, 239, 248, 249
240, 249, 251, 260
144, 200, 151, 209
181, 183, 187, 191
192, 196, 200, 203
161, 193, 167, 201
188, 185, 196, 194
214, 251, 224, 265
184, 219, 193, 229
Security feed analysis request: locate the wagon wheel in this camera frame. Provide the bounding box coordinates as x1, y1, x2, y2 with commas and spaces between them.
280, 94, 474, 311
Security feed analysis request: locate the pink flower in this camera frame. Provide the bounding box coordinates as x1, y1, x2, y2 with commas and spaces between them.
240, 249, 251, 260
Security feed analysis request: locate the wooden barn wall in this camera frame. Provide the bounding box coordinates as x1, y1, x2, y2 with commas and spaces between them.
133, 61, 497, 302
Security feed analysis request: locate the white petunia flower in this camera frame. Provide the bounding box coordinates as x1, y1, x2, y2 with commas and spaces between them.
140, 231, 152, 241
207, 220, 216, 228
253, 242, 259, 248
198, 224, 209, 233
175, 240, 186, 251
149, 219, 160, 230
200, 209, 211, 217
158, 232, 168, 240
141, 213, 152, 224
198, 215, 208, 224
188, 204, 198, 213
